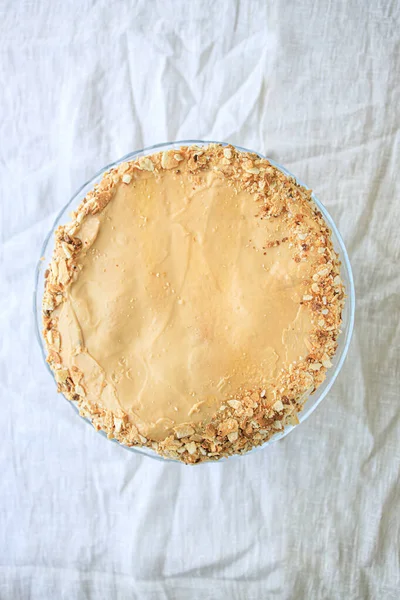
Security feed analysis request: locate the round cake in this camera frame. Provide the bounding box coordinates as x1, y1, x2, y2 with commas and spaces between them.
42, 144, 344, 463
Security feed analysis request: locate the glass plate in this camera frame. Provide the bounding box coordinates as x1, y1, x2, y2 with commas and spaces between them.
34, 140, 355, 463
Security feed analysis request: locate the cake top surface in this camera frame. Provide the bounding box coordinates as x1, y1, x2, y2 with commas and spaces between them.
42, 144, 344, 463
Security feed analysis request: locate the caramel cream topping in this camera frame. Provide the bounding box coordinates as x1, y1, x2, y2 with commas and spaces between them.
43, 144, 345, 462
57, 168, 314, 440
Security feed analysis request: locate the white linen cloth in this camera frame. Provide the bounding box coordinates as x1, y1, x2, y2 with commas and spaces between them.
0, 1, 399, 598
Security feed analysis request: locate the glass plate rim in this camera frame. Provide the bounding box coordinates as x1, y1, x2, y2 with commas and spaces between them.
33, 139, 355, 464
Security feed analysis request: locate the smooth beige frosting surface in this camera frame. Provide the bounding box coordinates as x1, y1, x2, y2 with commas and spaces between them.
57, 168, 314, 440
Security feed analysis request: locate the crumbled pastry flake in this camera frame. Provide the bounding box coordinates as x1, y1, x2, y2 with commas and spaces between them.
185, 442, 197, 455
227, 399, 242, 410
174, 424, 195, 439
61, 242, 73, 259
114, 417, 124, 433
309, 362, 322, 371
272, 400, 284, 412
74, 384, 85, 397
218, 418, 238, 437
138, 157, 154, 172
55, 369, 69, 383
